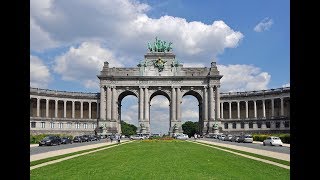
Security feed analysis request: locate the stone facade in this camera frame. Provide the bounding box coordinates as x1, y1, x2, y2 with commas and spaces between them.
29, 51, 290, 136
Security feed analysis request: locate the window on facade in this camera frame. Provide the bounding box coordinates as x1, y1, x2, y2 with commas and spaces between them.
67, 123, 72, 128
50, 122, 54, 129
284, 121, 290, 128
224, 123, 228, 129
76, 123, 80, 129
59, 123, 63, 129
232, 123, 236, 129
241, 122, 244, 129
84, 123, 88, 129
92, 123, 96, 129
276, 122, 280, 128
249, 122, 253, 129
31, 122, 36, 128
41, 122, 45, 128
257, 122, 262, 128
266, 122, 271, 128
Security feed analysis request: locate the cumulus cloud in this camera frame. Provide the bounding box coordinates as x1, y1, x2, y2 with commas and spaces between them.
31, 0, 243, 61
282, 83, 290, 87
53, 41, 123, 90
254, 17, 273, 32
30, 55, 52, 88
218, 64, 271, 92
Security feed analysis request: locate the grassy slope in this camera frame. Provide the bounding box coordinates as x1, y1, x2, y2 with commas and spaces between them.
30, 141, 289, 180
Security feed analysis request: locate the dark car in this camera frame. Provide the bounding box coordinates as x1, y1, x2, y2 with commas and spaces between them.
231, 135, 240, 142
39, 136, 61, 146
61, 137, 73, 144
73, 136, 84, 143
82, 135, 92, 142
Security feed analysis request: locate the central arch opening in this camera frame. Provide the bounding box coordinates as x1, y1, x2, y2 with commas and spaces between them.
182, 90, 203, 135
150, 90, 170, 135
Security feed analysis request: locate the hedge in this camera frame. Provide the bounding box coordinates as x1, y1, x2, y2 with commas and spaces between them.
252, 134, 290, 144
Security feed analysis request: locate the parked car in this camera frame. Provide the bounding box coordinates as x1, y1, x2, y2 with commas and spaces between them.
238, 134, 253, 143
219, 134, 226, 141
224, 134, 233, 141
176, 134, 188, 140
263, 136, 283, 146
231, 135, 240, 142
82, 135, 92, 142
39, 136, 61, 146
61, 137, 72, 144
73, 136, 84, 143
130, 134, 145, 140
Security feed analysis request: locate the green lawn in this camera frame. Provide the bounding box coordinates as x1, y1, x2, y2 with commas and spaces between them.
30, 140, 289, 180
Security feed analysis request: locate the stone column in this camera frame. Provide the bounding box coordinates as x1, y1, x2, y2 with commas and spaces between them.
253, 100, 257, 118
37, 98, 40, 117
55, 99, 58, 118
209, 86, 214, 121
203, 87, 208, 121
229, 102, 232, 119
107, 87, 112, 121
63, 100, 67, 118
100, 87, 106, 120
46, 99, 49, 118
176, 87, 181, 121
72, 101, 75, 119
171, 87, 176, 121
112, 87, 117, 121
80, 101, 83, 119
89, 102, 92, 119
221, 102, 224, 119
245, 101, 248, 119
280, 97, 284, 116
271, 98, 275, 117
144, 87, 149, 121
139, 87, 144, 121
237, 101, 240, 119
262, 100, 266, 118
215, 86, 220, 119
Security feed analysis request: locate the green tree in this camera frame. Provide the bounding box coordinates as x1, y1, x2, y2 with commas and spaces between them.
182, 121, 199, 137
121, 121, 137, 136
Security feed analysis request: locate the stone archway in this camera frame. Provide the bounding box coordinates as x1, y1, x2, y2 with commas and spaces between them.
97, 38, 222, 135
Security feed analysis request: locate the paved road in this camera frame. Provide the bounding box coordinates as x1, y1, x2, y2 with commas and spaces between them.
30, 139, 124, 155
31, 138, 289, 156
200, 138, 290, 154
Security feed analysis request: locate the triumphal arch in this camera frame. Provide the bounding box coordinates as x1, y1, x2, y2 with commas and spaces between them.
98, 38, 222, 135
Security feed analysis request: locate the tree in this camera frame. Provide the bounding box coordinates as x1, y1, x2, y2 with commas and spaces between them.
182, 121, 199, 137
121, 121, 137, 136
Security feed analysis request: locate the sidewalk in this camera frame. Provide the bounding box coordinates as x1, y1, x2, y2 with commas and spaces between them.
196, 139, 290, 161
31, 140, 128, 162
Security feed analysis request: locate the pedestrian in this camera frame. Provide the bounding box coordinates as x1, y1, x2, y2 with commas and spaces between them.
110, 135, 113, 143
117, 135, 121, 144
194, 133, 197, 140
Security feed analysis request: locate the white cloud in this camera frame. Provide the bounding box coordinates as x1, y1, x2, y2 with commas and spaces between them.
282, 83, 290, 87
254, 17, 273, 32
53, 41, 123, 90
218, 64, 271, 92
30, 55, 52, 88
31, 0, 243, 62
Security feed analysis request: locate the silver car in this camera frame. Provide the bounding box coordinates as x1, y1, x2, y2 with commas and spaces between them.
238, 134, 253, 143
129, 134, 145, 140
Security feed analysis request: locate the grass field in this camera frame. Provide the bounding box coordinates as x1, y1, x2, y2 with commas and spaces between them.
30, 140, 290, 179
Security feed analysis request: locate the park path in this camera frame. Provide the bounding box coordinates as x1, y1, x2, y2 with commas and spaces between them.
189, 140, 289, 169
31, 140, 132, 170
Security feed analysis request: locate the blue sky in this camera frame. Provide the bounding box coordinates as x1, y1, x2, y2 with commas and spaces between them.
30, 0, 289, 134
